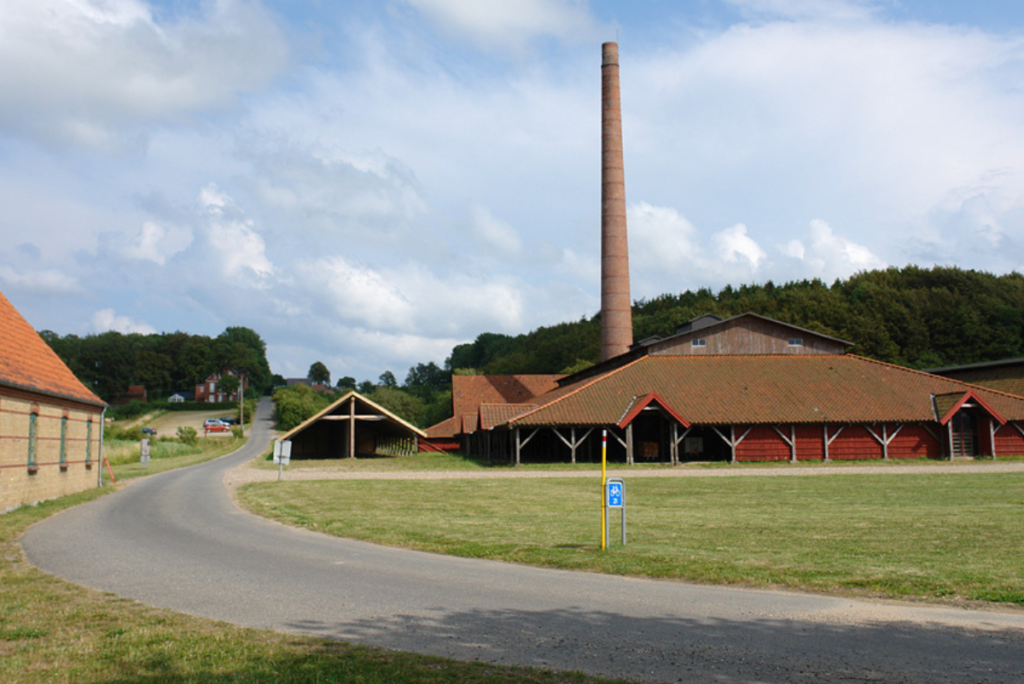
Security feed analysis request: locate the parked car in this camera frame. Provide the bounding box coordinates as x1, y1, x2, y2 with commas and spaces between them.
203, 419, 229, 432
219, 417, 239, 425
141, 427, 157, 436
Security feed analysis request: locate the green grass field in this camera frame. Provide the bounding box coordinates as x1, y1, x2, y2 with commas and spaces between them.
239, 471, 1024, 606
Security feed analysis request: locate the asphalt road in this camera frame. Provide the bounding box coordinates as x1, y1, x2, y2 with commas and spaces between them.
22, 399, 1024, 683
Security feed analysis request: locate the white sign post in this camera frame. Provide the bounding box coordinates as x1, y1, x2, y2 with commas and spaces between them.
140, 438, 150, 468
273, 440, 292, 481
605, 477, 626, 547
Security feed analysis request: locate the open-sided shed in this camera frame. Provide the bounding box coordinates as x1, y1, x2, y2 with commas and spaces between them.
281, 392, 426, 459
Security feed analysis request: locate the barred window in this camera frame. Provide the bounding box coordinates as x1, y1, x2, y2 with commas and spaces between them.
60, 416, 68, 467
86, 420, 93, 464
28, 412, 38, 470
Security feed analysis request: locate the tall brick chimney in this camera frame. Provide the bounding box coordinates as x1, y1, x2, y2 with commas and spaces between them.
600, 41, 633, 362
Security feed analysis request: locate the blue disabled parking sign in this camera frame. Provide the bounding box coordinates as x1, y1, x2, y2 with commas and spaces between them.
607, 481, 623, 508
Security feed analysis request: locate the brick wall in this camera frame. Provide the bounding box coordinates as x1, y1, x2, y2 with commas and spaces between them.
1, 390, 103, 513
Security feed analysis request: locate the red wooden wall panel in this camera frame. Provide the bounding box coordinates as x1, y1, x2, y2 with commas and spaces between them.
828, 425, 883, 460
795, 425, 825, 461
995, 422, 1024, 456
888, 424, 941, 459
735, 426, 790, 462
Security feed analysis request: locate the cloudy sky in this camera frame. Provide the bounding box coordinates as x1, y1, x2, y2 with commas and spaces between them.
3, 0, 1024, 383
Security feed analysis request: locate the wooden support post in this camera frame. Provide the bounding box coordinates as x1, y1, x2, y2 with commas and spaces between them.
990, 418, 998, 460
772, 425, 797, 462
671, 424, 677, 465
349, 396, 356, 459
626, 423, 634, 465
712, 425, 752, 464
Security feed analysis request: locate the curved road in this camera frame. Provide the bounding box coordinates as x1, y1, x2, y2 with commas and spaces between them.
23, 400, 1024, 683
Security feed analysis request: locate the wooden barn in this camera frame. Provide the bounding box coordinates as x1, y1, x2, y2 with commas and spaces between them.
427, 313, 1024, 464
281, 391, 426, 459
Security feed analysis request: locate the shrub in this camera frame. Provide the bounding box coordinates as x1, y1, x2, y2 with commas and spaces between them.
104, 424, 143, 441
177, 426, 199, 446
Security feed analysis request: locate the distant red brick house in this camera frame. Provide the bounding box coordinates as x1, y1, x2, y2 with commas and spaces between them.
195, 369, 247, 403
1, 289, 106, 512
121, 385, 147, 404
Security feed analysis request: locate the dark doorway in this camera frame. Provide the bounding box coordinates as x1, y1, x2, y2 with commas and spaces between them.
678, 426, 731, 462
951, 409, 979, 457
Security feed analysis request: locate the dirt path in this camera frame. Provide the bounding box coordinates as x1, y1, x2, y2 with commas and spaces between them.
224, 458, 1024, 490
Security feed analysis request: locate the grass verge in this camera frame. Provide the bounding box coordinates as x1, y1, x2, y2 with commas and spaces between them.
105, 435, 247, 482
2, 494, 626, 683
239, 471, 1024, 607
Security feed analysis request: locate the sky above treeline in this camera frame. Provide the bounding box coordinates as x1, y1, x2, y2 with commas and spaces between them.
3, 0, 1024, 383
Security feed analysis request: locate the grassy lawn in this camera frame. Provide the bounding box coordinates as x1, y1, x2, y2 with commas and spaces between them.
239, 472, 1024, 607
2, 490, 624, 683
104, 434, 247, 481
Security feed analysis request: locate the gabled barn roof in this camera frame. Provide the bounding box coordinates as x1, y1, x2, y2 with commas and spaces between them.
281, 391, 426, 441
501, 354, 1024, 428
0, 289, 104, 407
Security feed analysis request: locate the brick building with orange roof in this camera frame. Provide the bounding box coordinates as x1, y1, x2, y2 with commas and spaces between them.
1, 289, 106, 512
434, 313, 1024, 465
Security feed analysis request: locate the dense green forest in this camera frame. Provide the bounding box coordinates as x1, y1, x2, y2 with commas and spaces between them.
449, 266, 1024, 375
41, 326, 273, 403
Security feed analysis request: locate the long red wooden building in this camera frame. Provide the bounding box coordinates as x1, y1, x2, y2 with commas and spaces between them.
425, 313, 1024, 464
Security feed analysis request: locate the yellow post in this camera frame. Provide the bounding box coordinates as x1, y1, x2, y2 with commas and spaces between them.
601, 429, 607, 550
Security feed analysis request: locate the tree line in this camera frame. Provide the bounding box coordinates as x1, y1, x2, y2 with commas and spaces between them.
41, 326, 274, 403
275, 363, 452, 431
448, 266, 1024, 375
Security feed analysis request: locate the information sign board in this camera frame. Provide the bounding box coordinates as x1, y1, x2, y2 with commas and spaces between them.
607, 481, 623, 508
273, 440, 292, 465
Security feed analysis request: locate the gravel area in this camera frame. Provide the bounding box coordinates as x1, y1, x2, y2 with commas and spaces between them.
224, 458, 1024, 490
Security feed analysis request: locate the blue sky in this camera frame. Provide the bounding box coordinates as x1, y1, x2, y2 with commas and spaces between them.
3, 1, 1024, 383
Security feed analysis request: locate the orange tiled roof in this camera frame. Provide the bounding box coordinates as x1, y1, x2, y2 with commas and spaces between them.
425, 414, 461, 439
0, 290, 105, 407
425, 374, 564, 438
503, 354, 1024, 428
453, 374, 564, 416
479, 403, 536, 430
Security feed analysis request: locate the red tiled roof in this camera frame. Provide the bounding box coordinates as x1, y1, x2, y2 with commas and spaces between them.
453, 374, 563, 416
0, 290, 104, 407
504, 354, 1024, 428
425, 374, 564, 438
479, 403, 536, 430
425, 415, 460, 439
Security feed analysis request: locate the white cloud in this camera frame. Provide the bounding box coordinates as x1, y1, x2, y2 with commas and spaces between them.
92, 308, 156, 335
723, 0, 876, 22
243, 142, 426, 238
629, 201, 701, 270
713, 223, 767, 270
0, 0, 288, 150
469, 204, 522, 256
198, 184, 274, 282
780, 219, 885, 280
122, 221, 193, 265
0, 266, 82, 295
404, 0, 601, 50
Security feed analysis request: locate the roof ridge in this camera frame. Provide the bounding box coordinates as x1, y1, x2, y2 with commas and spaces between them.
506, 355, 648, 426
